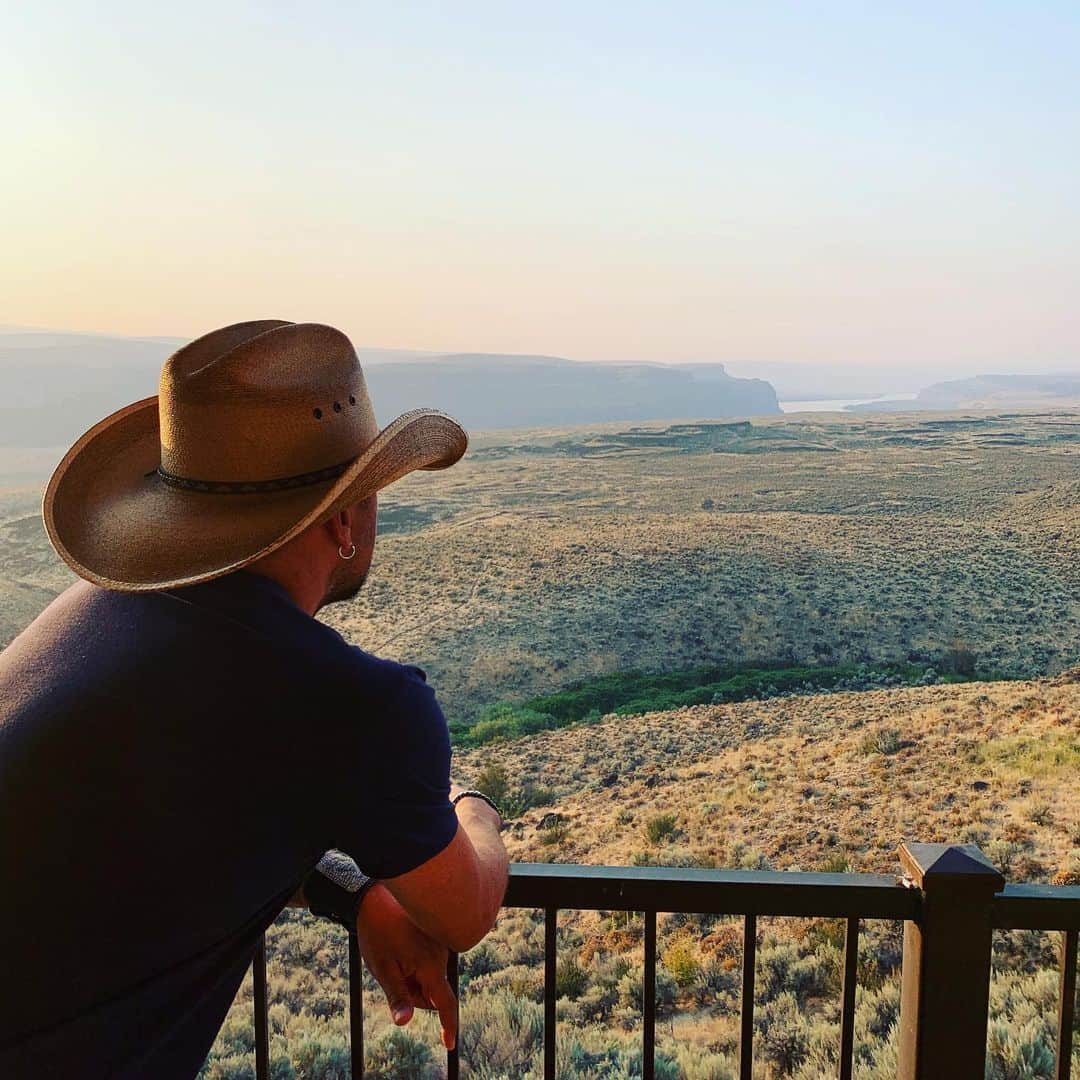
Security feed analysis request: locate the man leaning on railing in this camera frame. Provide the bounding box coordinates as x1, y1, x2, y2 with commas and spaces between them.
0, 322, 509, 1078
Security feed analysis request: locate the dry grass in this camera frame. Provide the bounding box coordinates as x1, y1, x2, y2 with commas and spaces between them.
3, 412, 1078, 1077
4, 414, 1078, 716
458, 671, 1080, 883
198, 672, 1080, 1078
321, 411, 1080, 720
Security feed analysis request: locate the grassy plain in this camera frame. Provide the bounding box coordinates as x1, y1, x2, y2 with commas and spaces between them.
4, 412, 1077, 703
319, 409, 1079, 720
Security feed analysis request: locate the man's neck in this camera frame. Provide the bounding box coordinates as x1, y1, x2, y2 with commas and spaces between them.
238, 567, 322, 617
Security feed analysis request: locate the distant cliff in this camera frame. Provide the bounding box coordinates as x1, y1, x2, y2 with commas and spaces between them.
916, 373, 1080, 409
852, 372, 1080, 413
0, 333, 779, 446
365, 355, 779, 429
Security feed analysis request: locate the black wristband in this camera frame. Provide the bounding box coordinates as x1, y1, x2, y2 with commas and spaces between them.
452, 789, 504, 820
302, 851, 376, 929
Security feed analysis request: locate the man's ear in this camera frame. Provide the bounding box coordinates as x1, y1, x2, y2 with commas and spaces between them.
323, 510, 352, 550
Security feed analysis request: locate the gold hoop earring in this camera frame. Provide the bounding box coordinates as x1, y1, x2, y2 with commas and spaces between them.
338, 543, 357, 561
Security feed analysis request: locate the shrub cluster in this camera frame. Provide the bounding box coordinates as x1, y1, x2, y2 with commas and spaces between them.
450, 657, 1008, 747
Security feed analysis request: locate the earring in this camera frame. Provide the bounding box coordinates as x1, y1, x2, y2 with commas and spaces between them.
338, 543, 357, 561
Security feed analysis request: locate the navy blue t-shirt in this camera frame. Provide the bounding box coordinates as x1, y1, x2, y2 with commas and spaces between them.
0, 570, 458, 1078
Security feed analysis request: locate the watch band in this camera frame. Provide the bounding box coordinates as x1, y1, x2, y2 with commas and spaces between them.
302, 850, 376, 929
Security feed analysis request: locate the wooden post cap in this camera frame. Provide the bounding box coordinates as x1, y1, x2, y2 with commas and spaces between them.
897, 842, 1005, 891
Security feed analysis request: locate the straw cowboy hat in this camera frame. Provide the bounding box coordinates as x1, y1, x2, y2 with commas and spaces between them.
43, 320, 468, 591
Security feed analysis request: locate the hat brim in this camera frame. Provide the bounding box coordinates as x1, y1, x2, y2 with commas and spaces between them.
43, 396, 468, 592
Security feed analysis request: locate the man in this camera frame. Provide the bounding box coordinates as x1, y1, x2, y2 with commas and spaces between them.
0, 321, 509, 1077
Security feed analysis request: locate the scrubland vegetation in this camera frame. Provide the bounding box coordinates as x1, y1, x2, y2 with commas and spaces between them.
449, 655, 990, 747
201, 670, 1079, 1079
3, 413, 1077, 697
2, 410, 1077, 1077
321, 411, 1078, 720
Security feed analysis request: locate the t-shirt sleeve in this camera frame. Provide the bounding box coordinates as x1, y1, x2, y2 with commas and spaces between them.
328, 660, 459, 880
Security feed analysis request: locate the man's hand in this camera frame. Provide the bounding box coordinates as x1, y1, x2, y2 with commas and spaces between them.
355, 882, 458, 1050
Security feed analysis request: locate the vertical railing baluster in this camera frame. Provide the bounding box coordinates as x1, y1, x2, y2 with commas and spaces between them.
838, 916, 859, 1080
347, 931, 364, 1079
253, 934, 270, 1080
544, 908, 558, 1080
643, 911, 657, 1080
1057, 928, 1078, 1080
739, 914, 756, 1080
447, 952, 460, 1080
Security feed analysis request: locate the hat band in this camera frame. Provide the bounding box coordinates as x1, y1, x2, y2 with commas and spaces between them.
155, 458, 354, 494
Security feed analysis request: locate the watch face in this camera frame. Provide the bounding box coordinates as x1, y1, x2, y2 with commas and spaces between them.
315, 850, 368, 891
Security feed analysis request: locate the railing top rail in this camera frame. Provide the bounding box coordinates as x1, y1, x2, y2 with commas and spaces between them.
992, 882, 1080, 931
504, 862, 920, 920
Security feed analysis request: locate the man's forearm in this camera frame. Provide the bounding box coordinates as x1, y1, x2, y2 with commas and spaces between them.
296, 786, 511, 953
452, 793, 509, 933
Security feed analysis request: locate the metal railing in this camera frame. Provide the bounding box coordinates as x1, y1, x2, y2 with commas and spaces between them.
249, 842, 1080, 1079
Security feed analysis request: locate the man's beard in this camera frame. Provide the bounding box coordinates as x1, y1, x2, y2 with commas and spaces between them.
318, 566, 369, 611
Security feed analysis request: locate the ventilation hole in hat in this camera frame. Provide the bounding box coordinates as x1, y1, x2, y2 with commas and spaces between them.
333, 401, 342, 412
349, 395, 356, 405
313, 408, 323, 419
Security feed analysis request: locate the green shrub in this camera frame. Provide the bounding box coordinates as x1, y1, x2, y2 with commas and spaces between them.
941, 639, 977, 677
861, 727, 903, 755
758, 993, 810, 1075
204, 1057, 256, 1080
538, 820, 568, 846
818, 852, 850, 874
469, 762, 555, 819
627, 1047, 682, 1080
502, 783, 555, 819
473, 762, 511, 807
292, 1033, 351, 1080
617, 967, 678, 1014
555, 955, 590, 1000
461, 703, 558, 747
644, 813, 679, 844
449, 658, 1001, 746
662, 939, 700, 986
365, 1028, 438, 1080
458, 991, 543, 1074
461, 941, 502, 981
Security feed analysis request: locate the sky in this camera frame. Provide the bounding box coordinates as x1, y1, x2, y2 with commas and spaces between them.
4, 1, 1080, 372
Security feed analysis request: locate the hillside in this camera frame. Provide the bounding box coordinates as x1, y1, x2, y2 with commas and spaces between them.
318, 411, 1079, 720
916, 373, 1080, 410
4, 411, 1078, 716
203, 673, 1080, 1079
2, 399, 1076, 1076
458, 672, 1080, 882
854, 373, 1080, 413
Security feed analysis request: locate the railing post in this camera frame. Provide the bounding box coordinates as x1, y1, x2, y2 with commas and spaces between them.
896, 842, 1005, 1079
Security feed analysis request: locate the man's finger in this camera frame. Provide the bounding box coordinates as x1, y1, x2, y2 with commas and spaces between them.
421, 971, 458, 1051
376, 964, 416, 1027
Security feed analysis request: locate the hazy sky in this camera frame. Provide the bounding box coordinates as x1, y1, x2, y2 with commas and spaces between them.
4, 2, 1079, 370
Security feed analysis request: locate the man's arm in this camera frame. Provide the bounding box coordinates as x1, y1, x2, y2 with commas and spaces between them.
290, 856, 462, 1049
379, 782, 508, 954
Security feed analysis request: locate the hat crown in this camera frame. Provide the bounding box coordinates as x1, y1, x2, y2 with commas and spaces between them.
159, 322, 379, 483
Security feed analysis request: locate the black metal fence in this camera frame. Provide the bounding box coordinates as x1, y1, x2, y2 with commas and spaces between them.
250, 842, 1080, 1079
